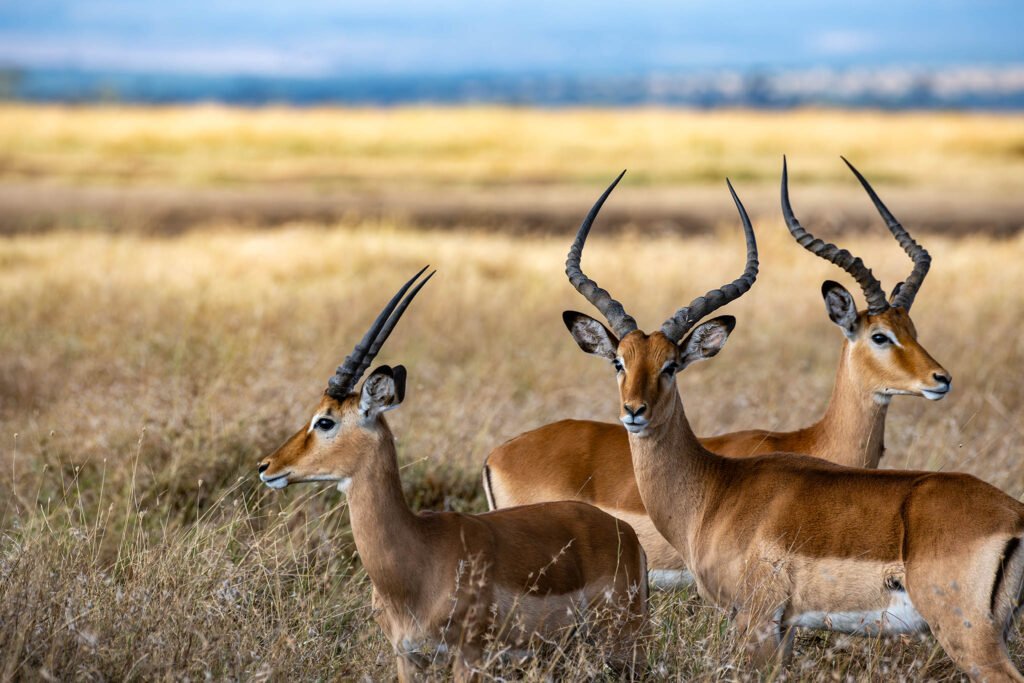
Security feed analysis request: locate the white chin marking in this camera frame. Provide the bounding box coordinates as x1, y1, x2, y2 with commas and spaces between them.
263, 477, 288, 489
337, 477, 353, 494
921, 389, 947, 401
648, 569, 695, 591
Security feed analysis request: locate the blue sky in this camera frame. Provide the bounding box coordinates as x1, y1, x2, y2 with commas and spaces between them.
0, 1, 1021, 77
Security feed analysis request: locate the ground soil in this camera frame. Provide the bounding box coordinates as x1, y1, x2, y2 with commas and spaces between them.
1, 181, 1021, 236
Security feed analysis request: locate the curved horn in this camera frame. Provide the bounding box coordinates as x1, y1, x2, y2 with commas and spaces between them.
661, 179, 759, 342
565, 170, 639, 338
327, 266, 434, 399
781, 157, 889, 315
841, 156, 930, 311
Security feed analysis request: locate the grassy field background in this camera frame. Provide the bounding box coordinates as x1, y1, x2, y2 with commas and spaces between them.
2, 105, 1024, 190
1, 105, 1023, 679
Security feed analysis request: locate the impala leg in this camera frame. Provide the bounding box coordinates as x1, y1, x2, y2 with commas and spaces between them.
906, 537, 1024, 683
907, 593, 1023, 681
612, 568, 652, 675
731, 558, 795, 672
448, 640, 486, 683
733, 600, 794, 671
603, 604, 649, 677
921, 617, 1024, 683
451, 659, 474, 683
395, 654, 421, 683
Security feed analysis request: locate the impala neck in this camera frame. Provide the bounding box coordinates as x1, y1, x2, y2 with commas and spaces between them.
627, 388, 724, 565
811, 342, 888, 468
345, 420, 424, 599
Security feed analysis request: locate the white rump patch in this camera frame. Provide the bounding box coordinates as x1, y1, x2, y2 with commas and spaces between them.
648, 569, 696, 591
788, 590, 927, 635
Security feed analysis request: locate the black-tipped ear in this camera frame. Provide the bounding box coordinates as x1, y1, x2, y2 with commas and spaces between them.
716, 315, 737, 335
821, 280, 859, 338
562, 311, 619, 360
368, 364, 393, 379
678, 315, 735, 369
392, 365, 407, 404
889, 281, 904, 305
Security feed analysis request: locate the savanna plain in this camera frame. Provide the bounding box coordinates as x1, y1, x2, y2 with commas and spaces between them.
1, 105, 1023, 680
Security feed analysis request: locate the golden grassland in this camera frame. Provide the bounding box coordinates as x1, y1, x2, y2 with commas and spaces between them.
1, 104, 1024, 192
1, 214, 1023, 679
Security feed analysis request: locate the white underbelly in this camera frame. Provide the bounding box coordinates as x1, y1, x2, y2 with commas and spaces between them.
787, 590, 928, 636
648, 569, 695, 591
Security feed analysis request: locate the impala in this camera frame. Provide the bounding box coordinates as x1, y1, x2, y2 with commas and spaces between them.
483, 158, 951, 591
257, 268, 648, 681
559, 169, 1024, 681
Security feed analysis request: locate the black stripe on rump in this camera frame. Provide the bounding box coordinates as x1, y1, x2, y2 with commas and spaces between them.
482, 464, 496, 510
991, 536, 1022, 614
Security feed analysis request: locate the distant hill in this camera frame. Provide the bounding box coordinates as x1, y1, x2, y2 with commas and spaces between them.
4, 66, 1024, 109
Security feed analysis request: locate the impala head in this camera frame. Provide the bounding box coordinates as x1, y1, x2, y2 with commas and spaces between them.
258, 268, 432, 491
782, 157, 951, 403
562, 171, 757, 436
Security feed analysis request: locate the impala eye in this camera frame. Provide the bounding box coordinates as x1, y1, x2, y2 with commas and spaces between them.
662, 362, 679, 377
315, 417, 336, 431
612, 359, 624, 373
871, 333, 892, 346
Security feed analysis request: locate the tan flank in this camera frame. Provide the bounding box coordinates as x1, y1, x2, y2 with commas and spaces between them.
556, 168, 1024, 681
258, 269, 647, 681
484, 159, 952, 590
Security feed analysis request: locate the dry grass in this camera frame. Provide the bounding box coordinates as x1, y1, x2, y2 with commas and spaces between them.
1, 105, 1023, 192
1, 215, 1023, 679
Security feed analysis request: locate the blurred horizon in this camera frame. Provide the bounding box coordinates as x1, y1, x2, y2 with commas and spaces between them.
2, 1, 1024, 108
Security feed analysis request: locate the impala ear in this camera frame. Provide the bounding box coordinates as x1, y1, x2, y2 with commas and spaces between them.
360, 365, 405, 419
889, 281, 904, 305
678, 316, 735, 369
822, 280, 859, 339
391, 365, 407, 404
562, 311, 619, 360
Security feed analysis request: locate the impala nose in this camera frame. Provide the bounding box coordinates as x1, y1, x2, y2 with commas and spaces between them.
922, 371, 952, 401
258, 462, 269, 473
623, 403, 647, 418
622, 403, 649, 433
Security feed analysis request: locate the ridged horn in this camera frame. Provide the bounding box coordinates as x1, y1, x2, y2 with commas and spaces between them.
841, 156, 930, 311
564, 170, 639, 338
660, 179, 759, 342
327, 267, 434, 399
781, 156, 889, 314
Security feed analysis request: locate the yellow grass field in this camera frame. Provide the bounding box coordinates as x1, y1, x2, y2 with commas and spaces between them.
1, 104, 1023, 191
1, 106, 1023, 679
